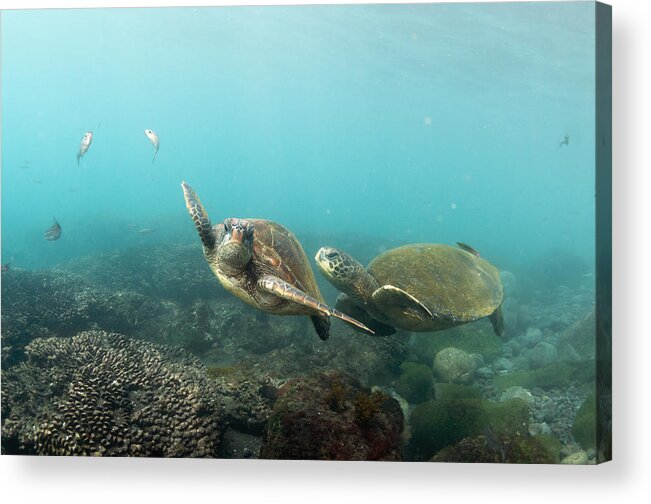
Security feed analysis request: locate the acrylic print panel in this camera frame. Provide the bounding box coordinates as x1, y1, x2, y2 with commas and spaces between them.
0, 1, 611, 463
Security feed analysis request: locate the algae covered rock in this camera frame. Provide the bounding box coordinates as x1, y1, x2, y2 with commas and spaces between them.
431, 431, 556, 464
433, 347, 479, 384
411, 323, 502, 365
395, 362, 433, 403
408, 397, 531, 461
500, 386, 535, 406
561, 450, 589, 464
408, 399, 488, 460
529, 342, 558, 369
572, 391, 597, 451
260, 371, 403, 461
559, 310, 596, 360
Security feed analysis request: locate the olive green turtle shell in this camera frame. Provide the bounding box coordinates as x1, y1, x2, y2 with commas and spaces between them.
367, 243, 503, 329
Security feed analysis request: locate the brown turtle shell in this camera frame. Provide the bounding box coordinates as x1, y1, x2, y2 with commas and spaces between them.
211, 219, 325, 314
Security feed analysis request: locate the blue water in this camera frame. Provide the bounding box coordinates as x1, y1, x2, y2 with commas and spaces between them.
1, 2, 595, 273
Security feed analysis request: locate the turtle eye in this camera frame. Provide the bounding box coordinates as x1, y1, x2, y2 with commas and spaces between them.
325, 251, 338, 260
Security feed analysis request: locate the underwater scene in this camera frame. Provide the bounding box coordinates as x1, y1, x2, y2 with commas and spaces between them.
1, 2, 605, 463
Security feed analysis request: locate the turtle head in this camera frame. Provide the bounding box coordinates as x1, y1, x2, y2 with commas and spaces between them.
216, 218, 254, 276
315, 247, 375, 303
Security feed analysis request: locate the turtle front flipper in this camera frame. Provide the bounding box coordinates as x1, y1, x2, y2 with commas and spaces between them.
181, 181, 215, 249
372, 285, 434, 322
489, 304, 504, 337
257, 275, 375, 336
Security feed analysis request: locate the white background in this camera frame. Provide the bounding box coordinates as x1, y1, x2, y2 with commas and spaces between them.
0, 0, 648, 502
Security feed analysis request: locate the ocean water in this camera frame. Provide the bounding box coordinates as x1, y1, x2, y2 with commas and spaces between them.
1, 2, 601, 461
1, 2, 595, 271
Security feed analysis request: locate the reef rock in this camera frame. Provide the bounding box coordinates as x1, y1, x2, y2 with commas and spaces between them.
529, 342, 559, 369
431, 432, 556, 464
558, 310, 596, 360
432, 347, 479, 384
260, 371, 403, 461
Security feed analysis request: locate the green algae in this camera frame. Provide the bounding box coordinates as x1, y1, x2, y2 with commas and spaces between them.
572, 391, 597, 451
395, 362, 433, 403
492, 360, 595, 391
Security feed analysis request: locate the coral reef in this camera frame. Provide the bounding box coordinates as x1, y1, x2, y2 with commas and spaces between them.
1, 331, 222, 457
60, 244, 225, 304
1, 234, 599, 462
0, 269, 165, 367
260, 371, 403, 461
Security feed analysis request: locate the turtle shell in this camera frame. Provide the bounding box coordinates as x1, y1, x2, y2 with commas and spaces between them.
214, 219, 324, 313
367, 243, 503, 330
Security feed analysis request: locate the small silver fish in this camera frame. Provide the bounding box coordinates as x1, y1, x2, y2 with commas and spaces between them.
44, 218, 62, 241
144, 129, 159, 163
138, 227, 157, 235
559, 134, 569, 147
77, 131, 93, 165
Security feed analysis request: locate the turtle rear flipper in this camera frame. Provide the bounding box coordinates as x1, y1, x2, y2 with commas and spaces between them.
258, 275, 375, 335
181, 181, 215, 249
310, 315, 331, 341
335, 294, 396, 336
489, 304, 504, 337
372, 285, 433, 321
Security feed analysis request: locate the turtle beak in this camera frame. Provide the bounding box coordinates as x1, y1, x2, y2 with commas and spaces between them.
224, 219, 253, 247
230, 225, 245, 244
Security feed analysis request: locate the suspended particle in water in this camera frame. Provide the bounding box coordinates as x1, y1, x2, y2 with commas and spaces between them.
451, 203, 457, 210
325, 209, 331, 215
423, 116, 432, 126
436, 215, 444, 223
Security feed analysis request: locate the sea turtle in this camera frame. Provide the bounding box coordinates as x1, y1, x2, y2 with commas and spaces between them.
181, 181, 373, 340
314, 243, 504, 336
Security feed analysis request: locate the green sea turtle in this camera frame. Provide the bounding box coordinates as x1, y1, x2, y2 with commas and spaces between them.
181, 181, 373, 340
314, 243, 504, 336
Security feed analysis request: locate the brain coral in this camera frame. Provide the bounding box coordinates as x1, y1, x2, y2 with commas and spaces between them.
1, 331, 222, 457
